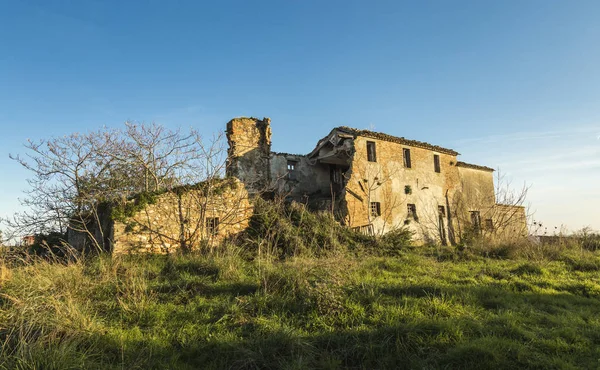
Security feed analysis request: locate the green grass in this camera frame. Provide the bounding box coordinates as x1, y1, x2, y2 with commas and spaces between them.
2, 244, 600, 369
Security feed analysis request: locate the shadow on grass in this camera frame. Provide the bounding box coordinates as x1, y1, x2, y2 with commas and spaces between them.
20, 284, 597, 370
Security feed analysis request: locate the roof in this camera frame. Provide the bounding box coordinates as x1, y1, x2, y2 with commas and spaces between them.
336, 126, 460, 156
456, 161, 495, 172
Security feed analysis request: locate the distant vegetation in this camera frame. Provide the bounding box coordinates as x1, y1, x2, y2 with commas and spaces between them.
1, 201, 600, 369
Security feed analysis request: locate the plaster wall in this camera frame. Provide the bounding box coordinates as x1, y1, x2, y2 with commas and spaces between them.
344, 136, 462, 243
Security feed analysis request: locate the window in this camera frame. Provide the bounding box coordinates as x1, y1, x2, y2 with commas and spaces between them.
206, 217, 219, 235
433, 154, 441, 173
330, 166, 342, 184
403, 148, 412, 168
407, 204, 418, 220
287, 160, 297, 180
367, 141, 377, 162
370, 202, 381, 217
470, 211, 481, 233
485, 219, 494, 231
438, 205, 446, 217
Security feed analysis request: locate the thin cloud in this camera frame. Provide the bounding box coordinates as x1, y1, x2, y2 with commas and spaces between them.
452, 125, 600, 146
454, 125, 600, 230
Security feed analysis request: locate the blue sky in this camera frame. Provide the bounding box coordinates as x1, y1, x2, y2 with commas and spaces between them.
1, 0, 599, 232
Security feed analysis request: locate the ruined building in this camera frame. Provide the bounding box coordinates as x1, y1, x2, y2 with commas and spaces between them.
227, 117, 527, 244
70, 116, 527, 253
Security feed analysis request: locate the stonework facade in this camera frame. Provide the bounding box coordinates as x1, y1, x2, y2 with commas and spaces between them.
111, 178, 252, 254
69, 178, 253, 254
226, 117, 527, 244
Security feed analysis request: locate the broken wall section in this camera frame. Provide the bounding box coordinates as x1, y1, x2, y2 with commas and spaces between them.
269, 153, 332, 205
226, 117, 272, 195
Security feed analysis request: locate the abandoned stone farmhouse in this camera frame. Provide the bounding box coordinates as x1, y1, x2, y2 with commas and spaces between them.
69, 116, 527, 253
227, 117, 526, 246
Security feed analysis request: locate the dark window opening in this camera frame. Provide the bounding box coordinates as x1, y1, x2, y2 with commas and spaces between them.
434, 154, 441, 173
470, 211, 481, 233
330, 166, 342, 184
485, 219, 494, 231
403, 148, 412, 168
206, 217, 219, 235
438, 210, 447, 246
407, 203, 418, 220
370, 202, 381, 217
367, 141, 377, 162
438, 205, 446, 217
287, 161, 297, 180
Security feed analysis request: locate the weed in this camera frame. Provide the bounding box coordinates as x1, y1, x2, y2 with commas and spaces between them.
1, 236, 600, 368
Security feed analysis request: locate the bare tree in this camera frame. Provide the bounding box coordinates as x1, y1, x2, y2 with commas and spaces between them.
451, 168, 530, 242
2, 122, 234, 253
4, 129, 121, 250
126, 131, 238, 254
489, 170, 530, 237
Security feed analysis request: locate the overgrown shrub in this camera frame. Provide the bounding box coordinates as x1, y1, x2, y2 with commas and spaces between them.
581, 233, 600, 251
244, 198, 412, 259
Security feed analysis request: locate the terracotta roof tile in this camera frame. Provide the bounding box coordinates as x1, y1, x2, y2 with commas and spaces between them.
336, 126, 460, 156
456, 161, 494, 172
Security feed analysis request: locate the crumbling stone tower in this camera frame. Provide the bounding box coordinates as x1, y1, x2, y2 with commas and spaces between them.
226, 117, 272, 194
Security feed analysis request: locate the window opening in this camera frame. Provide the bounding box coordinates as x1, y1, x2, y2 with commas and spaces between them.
403, 148, 412, 168
367, 141, 377, 162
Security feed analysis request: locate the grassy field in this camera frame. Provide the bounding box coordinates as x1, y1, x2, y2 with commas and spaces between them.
1, 241, 600, 369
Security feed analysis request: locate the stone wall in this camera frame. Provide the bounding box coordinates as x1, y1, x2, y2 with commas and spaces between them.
112, 178, 252, 254
226, 117, 272, 194
67, 205, 115, 252
269, 153, 331, 202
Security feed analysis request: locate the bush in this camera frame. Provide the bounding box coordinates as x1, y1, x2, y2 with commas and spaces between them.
244, 198, 412, 259
26, 231, 69, 257
581, 233, 600, 251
